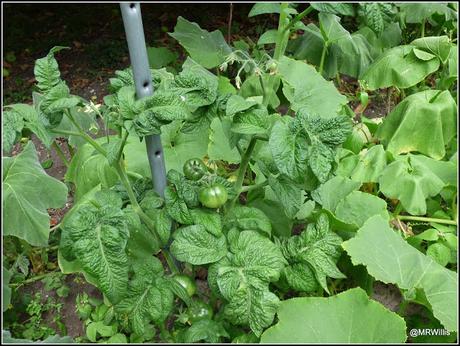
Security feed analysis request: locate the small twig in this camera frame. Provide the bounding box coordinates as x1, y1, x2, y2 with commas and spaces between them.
227, 3, 233, 44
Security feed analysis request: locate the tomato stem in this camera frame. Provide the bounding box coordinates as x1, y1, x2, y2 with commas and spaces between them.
229, 136, 258, 210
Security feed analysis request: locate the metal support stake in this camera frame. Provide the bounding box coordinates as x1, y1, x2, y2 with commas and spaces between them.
120, 2, 167, 196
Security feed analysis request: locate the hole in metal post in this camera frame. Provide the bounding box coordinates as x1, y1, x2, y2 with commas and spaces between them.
129, 3, 136, 9
155, 150, 161, 158
143, 81, 149, 88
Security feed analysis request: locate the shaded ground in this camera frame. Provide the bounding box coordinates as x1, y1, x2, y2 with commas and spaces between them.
3, 3, 270, 104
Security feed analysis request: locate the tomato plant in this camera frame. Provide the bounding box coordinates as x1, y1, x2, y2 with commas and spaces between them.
2, 2, 458, 344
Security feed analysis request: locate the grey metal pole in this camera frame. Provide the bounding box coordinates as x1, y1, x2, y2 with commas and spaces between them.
120, 2, 167, 197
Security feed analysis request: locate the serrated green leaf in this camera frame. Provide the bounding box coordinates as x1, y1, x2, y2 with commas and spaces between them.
164, 186, 193, 224
61, 190, 129, 304
190, 208, 222, 236
34, 46, 69, 93
2, 109, 24, 152
280, 214, 344, 293
225, 206, 272, 237
268, 174, 301, 219
212, 231, 286, 336
181, 319, 229, 343
225, 287, 279, 337
170, 225, 227, 265
116, 257, 173, 335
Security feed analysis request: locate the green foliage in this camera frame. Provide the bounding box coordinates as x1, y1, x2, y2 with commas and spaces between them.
279, 214, 344, 293
358, 3, 396, 36
269, 111, 352, 185
170, 225, 227, 265
116, 257, 173, 335
169, 17, 232, 69
376, 90, 456, 159
60, 190, 130, 304
260, 287, 407, 343
209, 231, 286, 336
3, 5, 458, 343
343, 216, 458, 332
3, 142, 68, 246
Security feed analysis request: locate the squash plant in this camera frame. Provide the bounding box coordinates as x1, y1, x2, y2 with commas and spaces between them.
2, 2, 458, 343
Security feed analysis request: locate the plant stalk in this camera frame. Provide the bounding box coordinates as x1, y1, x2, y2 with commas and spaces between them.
396, 215, 457, 226
319, 42, 328, 75
229, 136, 258, 209
51, 141, 70, 167
240, 180, 269, 192
283, 5, 313, 33
9, 270, 60, 288
63, 110, 107, 156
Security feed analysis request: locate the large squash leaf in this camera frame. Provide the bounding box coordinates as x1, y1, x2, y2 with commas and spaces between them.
260, 287, 406, 343
362, 45, 440, 90
343, 215, 458, 331
376, 90, 456, 160
169, 16, 232, 69
378, 154, 445, 215
312, 176, 389, 230
3, 142, 68, 246
278, 56, 347, 117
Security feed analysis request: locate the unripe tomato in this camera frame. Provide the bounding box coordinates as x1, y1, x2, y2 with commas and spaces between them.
173, 275, 197, 297
198, 184, 228, 209
183, 158, 207, 181
186, 300, 213, 323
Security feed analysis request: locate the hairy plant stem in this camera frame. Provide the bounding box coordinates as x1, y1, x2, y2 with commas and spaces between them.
229, 136, 258, 210
273, 3, 290, 61
240, 180, 269, 192
51, 141, 69, 167
283, 5, 313, 33
116, 129, 130, 162
63, 110, 107, 156
396, 215, 457, 226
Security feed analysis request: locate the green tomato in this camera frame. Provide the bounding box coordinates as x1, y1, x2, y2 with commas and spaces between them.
186, 300, 213, 323
183, 158, 207, 181
198, 184, 228, 209
358, 91, 369, 108
173, 275, 197, 297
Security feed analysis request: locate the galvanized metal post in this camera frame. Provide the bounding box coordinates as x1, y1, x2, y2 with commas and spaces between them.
120, 2, 167, 196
